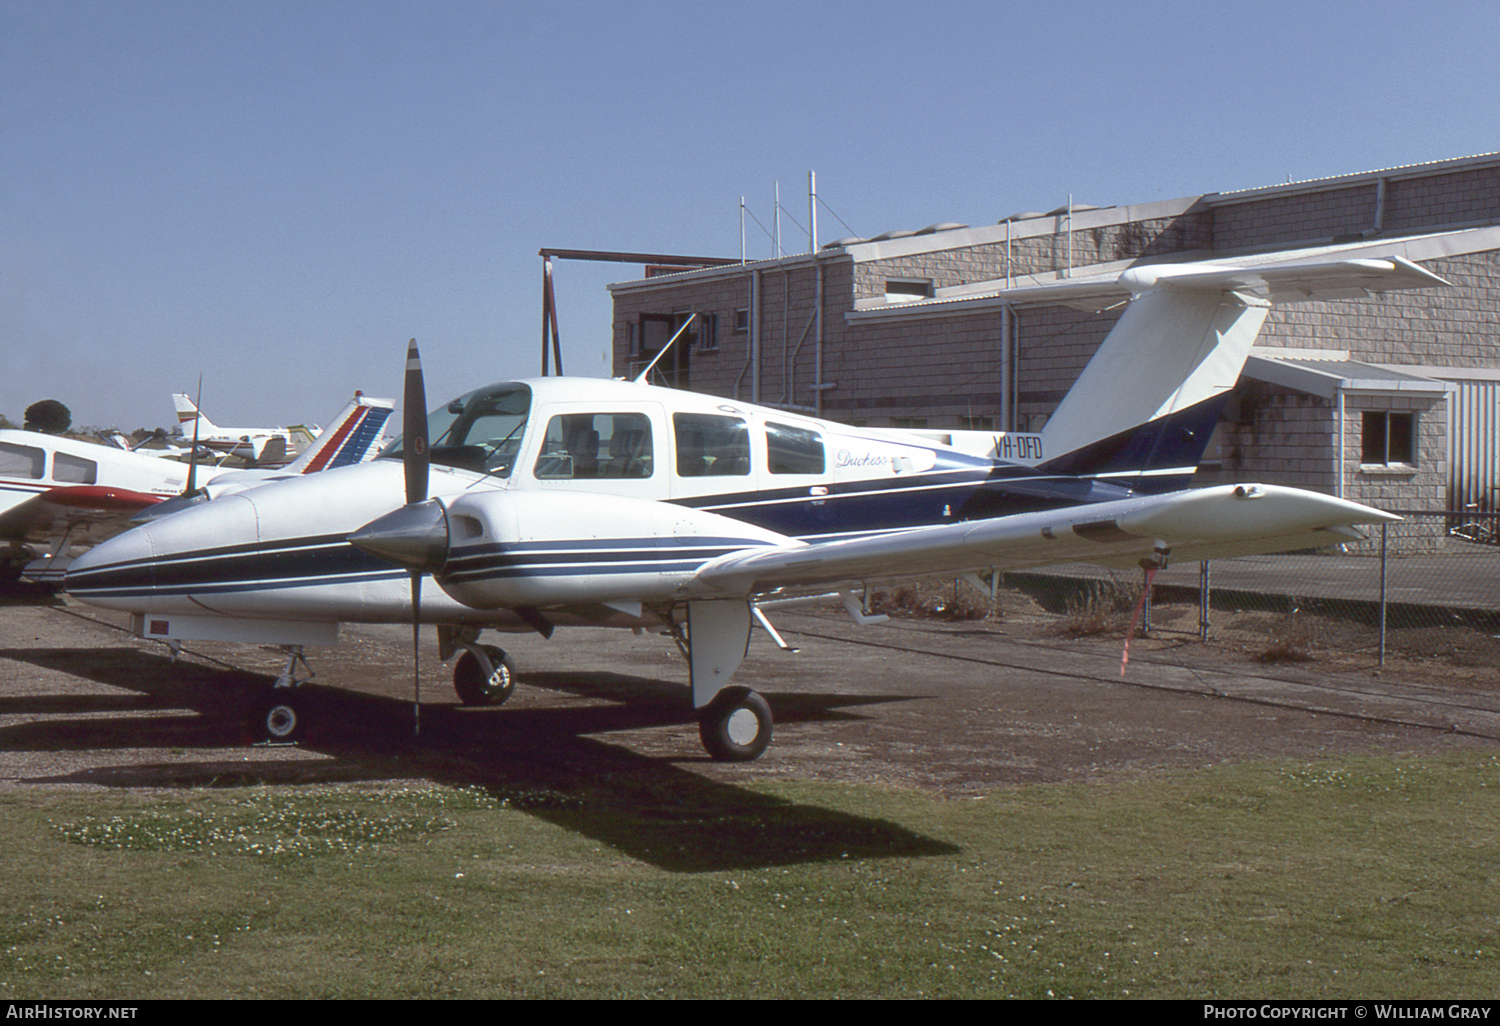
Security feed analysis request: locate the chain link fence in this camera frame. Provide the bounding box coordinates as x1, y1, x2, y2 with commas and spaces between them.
934, 511, 1500, 670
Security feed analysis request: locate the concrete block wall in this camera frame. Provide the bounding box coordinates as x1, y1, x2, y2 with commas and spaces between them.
1256, 251, 1500, 367
1209, 385, 1338, 492
822, 309, 1010, 424
1213, 184, 1378, 251
1385, 165, 1500, 234
851, 213, 1213, 301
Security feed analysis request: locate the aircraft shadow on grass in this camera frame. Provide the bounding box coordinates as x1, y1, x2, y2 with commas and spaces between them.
0, 645, 957, 871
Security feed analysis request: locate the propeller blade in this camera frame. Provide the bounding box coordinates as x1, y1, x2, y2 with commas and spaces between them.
401, 340, 430, 740
411, 571, 422, 739
403, 338, 429, 507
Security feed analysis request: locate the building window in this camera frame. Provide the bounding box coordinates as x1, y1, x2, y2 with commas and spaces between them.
733, 308, 749, 333
697, 313, 718, 352
884, 279, 933, 303
1361, 411, 1415, 466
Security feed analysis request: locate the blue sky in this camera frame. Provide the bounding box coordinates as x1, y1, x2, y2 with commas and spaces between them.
2, 0, 1495, 432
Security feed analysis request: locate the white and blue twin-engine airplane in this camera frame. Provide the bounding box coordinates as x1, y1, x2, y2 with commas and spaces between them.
65, 252, 1446, 759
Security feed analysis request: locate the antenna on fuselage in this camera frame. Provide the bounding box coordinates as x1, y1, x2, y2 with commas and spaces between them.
632, 313, 697, 385
183, 374, 203, 496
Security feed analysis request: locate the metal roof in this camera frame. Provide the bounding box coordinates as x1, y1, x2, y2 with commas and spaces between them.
1243, 355, 1453, 399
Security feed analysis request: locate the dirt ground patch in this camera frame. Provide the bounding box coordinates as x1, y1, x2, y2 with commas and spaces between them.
2, 588, 1498, 800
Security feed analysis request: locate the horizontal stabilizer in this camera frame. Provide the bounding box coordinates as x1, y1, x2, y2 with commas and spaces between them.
991, 253, 1450, 313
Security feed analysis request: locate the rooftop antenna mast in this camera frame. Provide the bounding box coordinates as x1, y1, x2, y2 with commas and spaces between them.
774, 181, 781, 259
808, 170, 817, 253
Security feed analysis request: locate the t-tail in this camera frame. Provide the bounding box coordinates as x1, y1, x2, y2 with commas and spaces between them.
1022, 253, 1449, 492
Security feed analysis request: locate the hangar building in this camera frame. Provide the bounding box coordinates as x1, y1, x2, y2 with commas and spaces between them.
608, 154, 1500, 515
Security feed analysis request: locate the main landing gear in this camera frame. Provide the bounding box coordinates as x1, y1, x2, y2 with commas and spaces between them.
697, 686, 773, 762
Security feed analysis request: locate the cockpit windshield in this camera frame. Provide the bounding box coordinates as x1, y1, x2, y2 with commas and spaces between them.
380, 383, 531, 477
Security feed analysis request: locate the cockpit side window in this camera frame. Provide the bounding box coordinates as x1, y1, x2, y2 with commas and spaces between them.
534, 413, 654, 480
766, 422, 825, 475
0, 442, 44, 480
673, 413, 749, 477
381, 383, 531, 478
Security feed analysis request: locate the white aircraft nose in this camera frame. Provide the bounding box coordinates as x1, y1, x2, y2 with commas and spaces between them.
65, 494, 262, 603
66, 520, 156, 581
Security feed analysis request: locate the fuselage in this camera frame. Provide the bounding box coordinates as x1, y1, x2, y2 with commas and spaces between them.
0, 430, 191, 554
65, 376, 1138, 630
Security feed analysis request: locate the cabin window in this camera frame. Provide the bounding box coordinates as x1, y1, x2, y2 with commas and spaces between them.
534, 413, 654, 479
51, 453, 97, 484
0, 442, 44, 479
1361, 411, 1415, 466
674, 413, 749, 477
766, 422, 825, 475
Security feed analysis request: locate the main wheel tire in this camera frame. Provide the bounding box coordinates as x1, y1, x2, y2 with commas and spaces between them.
250, 693, 305, 743
698, 687, 773, 762
454, 645, 516, 706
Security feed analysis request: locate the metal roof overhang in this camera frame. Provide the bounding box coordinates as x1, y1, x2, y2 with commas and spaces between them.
1243, 355, 1454, 399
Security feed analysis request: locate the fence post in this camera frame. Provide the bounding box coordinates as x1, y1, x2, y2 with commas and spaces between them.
1199, 560, 1211, 640
1142, 566, 1152, 634
1379, 521, 1389, 667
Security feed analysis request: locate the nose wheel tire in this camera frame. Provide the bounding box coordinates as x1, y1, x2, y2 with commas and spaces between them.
454, 645, 516, 706
250, 693, 305, 744
698, 687, 773, 762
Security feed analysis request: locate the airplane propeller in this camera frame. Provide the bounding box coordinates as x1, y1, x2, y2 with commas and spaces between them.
404, 339, 428, 738
347, 340, 458, 737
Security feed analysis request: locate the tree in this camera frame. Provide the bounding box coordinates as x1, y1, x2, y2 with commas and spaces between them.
23, 400, 71, 434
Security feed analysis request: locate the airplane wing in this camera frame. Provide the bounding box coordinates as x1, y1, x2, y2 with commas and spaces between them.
5, 485, 171, 584
690, 484, 1397, 598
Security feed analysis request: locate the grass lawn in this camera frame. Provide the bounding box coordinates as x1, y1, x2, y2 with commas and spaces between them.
2, 750, 1498, 999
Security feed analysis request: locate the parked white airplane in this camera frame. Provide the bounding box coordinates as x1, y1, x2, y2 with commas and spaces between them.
66, 253, 1446, 759
172, 394, 318, 466
3, 393, 393, 584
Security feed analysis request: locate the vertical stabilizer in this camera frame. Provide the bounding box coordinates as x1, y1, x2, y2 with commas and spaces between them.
1031, 254, 1448, 489
1038, 285, 1269, 486
172, 393, 218, 434
283, 394, 395, 474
